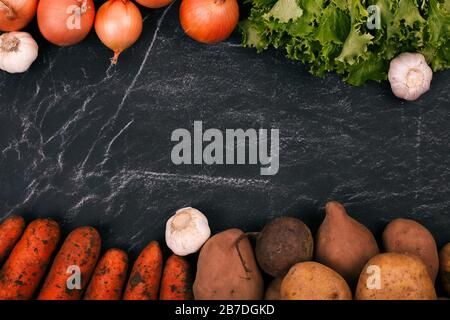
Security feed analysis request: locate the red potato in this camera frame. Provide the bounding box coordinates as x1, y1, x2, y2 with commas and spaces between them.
255, 217, 313, 277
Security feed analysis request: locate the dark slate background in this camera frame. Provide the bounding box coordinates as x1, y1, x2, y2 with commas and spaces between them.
0, 1, 449, 258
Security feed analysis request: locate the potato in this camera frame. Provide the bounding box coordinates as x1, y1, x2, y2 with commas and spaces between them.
193, 228, 264, 300
255, 217, 313, 277
356, 253, 437, 300
264, 277, 282, 300
382, 218, 439, 282
280, 262, 352, 300
440, 243, 450, 296
315, 201, 379, 286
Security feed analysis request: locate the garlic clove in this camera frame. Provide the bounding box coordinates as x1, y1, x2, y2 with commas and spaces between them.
165, 207, 211, 256
388, 52, 433, 101
0, 32, 38, 74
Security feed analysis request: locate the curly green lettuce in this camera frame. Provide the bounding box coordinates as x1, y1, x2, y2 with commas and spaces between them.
240, 0, 450, 86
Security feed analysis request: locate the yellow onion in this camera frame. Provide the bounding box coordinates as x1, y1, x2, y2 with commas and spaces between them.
136, 0, 174, 9
95, 0, 143, 64
37, 0, 95, 46
180, 0, 239, 44
0, 0, 38, 31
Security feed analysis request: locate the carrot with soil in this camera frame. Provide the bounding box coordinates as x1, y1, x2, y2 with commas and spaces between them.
0, 215, 25, 265
84, 248, 128, 300
123, 241, 163, 300
38, 226, 101, 300
160, 255, 193, 300
0, 218, 60, 300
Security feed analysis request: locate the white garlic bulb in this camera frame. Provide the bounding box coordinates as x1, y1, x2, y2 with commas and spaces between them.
165, 207, 211, 256
388, 52, 433, 101
0, 32, 38, 74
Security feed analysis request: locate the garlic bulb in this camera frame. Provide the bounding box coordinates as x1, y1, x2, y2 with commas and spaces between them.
388, 52, 433, 101
165, 207, 211, 256
0, 32, 38, 73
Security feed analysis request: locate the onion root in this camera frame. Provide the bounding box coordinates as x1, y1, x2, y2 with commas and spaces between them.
111, 50, 122, 65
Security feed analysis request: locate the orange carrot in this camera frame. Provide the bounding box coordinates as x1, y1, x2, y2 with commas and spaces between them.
159, 255, 193, 300
84, 248, 128, 300
38, 226, 101, 300
0, 219, 60, 300
123, 241, 163, 300
0, 215, 25, 265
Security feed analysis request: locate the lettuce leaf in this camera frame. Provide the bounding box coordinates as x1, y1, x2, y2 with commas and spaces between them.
240, 0, 450, 86
263, 0, 304, 23
336, 28, 373, 65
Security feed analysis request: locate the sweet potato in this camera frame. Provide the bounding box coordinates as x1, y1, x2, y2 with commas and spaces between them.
356, 253, 437, 300
315, 201, 379, 286
193, 228, 264, 300
440, 243, 450, 297
123, 241, 163, 300
0, 219, 60, 300
160, 255, 193, 300
38, 226, 101, 300
0, 215, 25, 265
382, 218, 439, 282
84, 248, 128, 300
265, 277, 282, 300
281, 262, 352, 300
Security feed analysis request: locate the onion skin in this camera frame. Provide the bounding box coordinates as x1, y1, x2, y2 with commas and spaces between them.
95, 0, 143, 64
180, 0, 239, 44
136, 0, 174, 9
37, 0, 95, 46
0, 0, 38, 31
